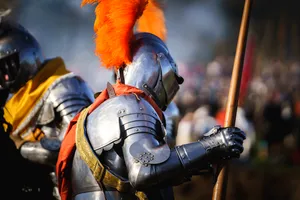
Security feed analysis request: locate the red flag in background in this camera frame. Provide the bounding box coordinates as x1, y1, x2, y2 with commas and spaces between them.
239, 34, 255, 105
216, 35, 255, 126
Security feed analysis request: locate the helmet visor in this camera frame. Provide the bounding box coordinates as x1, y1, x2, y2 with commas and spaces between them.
0, 53, 19, 90
158, 53, 184, 105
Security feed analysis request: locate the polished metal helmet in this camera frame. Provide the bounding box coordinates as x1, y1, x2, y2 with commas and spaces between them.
120, 32, 184, 111
0, 20, 44, 93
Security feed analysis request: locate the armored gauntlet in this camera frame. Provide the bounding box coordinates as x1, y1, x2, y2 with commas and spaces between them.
175, 126, 246, 174
199, 126, 246, 160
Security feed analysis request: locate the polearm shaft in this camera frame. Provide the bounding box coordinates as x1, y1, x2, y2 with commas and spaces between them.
212, 0, 253, 200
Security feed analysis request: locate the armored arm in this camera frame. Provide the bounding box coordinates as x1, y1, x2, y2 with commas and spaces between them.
20, 76, 94, 166
86, 94, 245, 190
123, 126, 245, 190
48, 76, 94, 141
113, 96, 246, 190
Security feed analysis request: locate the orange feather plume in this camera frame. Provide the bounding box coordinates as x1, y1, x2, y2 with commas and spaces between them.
81, 0, 167, 70
137, 0, 167, 42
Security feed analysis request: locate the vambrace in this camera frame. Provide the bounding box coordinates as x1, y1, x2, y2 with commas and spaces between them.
174, 142, 211, 174
123, 134, 210, 190
20, 138, 60, 167
123, 126, 245, 190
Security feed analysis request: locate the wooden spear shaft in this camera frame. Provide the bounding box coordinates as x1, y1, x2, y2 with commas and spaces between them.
212, 0, 253, 200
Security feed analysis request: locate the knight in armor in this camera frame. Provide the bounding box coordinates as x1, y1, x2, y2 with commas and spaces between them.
0, 19, 94, 199
56, 0, 246, 200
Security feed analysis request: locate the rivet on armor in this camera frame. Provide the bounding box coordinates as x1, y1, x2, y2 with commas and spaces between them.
140, 107, 143, 110
144, 164, 148, 167
212, 129, 217, 134
135, 128, 139, 131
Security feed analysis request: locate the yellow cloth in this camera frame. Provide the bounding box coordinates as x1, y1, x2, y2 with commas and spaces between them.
4, 57, 70, 138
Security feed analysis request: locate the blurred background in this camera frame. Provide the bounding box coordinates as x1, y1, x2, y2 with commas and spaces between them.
2, 0, 300, 199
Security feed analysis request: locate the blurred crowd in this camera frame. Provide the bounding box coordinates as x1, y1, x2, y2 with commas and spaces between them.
173, 56, 300, 167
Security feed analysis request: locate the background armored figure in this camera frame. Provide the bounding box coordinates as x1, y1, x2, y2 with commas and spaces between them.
0, 19, 95, 199
56, 0, 246, 200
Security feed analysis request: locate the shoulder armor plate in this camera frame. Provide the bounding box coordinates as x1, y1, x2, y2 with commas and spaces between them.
86, 94, 164, 154
36, 75, 94, 126
47, 75, 94, 108
11, 74, 93, 137
37, 101, 55, 125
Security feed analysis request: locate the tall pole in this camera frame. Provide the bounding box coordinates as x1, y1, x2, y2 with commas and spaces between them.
212, 0, 253, 200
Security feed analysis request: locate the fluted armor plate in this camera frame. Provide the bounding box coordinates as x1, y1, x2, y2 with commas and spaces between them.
86, 94, 170, 159
19, 74, 94, 166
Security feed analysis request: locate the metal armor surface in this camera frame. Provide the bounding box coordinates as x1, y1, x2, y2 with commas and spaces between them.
43, 75, 94, 140
72, 94, 246, 200
85, 94, 168, 157
163, 102, 180, 148
20, 74, 94, 166
0, 20, 45, 92
72, 150, 137, 200
122, 33, 184, 111
72, 94, 177, 200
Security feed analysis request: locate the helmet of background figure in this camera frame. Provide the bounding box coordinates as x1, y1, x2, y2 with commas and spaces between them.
0, 20, 44, 93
